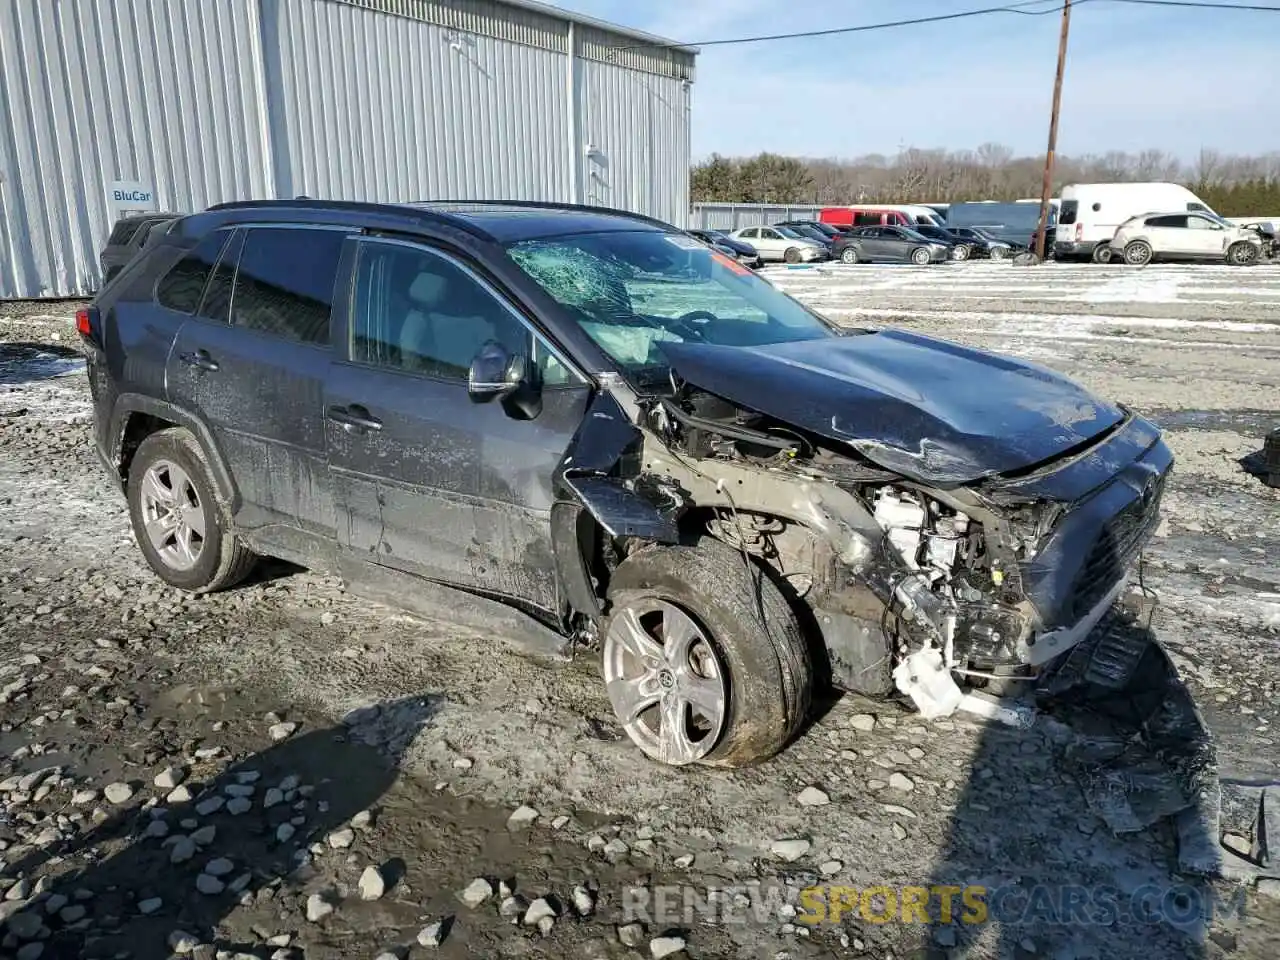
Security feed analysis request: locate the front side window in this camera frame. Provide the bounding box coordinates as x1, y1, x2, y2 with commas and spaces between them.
1187, 216, 1218, 231
507, 231, 834, 389
350, 241, 576, 386
231, 228, 345, 345
156, 231, 229, 314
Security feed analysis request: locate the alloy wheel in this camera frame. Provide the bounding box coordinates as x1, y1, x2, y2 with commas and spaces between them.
604, 599, 727, 765
139, 459, 206, 571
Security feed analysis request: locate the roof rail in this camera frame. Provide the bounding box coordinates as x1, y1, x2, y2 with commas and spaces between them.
202, 197, 492, 238
407, 199, 678, 232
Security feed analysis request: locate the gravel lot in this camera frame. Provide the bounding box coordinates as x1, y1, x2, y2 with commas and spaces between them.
0, 260, 1277, 960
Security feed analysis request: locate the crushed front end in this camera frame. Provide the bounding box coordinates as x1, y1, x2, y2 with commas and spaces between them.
594, 376, 1174, 718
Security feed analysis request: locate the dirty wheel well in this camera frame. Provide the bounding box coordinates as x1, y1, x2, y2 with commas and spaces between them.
118, 412, 176, 485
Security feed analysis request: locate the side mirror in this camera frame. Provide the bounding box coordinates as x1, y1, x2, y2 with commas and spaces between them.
468, 340, 526, 403
468, 340, 542, 420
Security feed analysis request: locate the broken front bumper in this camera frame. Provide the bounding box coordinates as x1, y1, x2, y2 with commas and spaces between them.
1011, 414, 1173, 664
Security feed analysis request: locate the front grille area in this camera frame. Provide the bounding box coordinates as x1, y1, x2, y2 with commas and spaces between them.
1069, 470, 1167, 620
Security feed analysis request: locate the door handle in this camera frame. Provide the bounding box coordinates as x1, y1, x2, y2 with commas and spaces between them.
179, 349, 219, 372
326, 404, 383, 433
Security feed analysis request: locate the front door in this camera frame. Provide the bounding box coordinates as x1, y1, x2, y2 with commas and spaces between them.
166, 225, 348, 554
1185, 215, 1229, 257
324, 236, 592, 614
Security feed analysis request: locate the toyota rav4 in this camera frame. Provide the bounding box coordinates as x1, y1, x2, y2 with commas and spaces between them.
82, 200, 1173, 768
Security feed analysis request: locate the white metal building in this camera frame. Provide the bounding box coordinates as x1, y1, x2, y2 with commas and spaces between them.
0, 0, 697, 299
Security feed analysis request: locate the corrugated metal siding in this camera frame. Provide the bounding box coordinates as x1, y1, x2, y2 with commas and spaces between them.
580, 59, 689, 227
266, 0, 570, 203
0, 0, 272, 299
576, 24, 692, 80
2, 0, 693, 299
330, 0, 566, 52
691, 203, 823, 231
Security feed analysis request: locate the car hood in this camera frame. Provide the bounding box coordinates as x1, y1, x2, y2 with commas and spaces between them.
658, 330, 1127, 485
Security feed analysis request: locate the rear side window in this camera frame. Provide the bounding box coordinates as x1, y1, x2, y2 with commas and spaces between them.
231, 228, 345, 345
156, 231, 231, 314
1058, 200, 1078, 224
108, 219, 143, 245
197, 230, 244, 324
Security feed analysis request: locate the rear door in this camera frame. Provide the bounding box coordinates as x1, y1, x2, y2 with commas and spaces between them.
166, 225, 349, 557
324, 235, 593, 613
1142, 215, 1192, 256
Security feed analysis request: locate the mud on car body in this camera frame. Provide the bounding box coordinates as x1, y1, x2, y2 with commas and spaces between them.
81, 199, 1173, 768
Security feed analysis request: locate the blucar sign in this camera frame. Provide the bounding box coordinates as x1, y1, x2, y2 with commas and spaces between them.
106, 179, 158, 219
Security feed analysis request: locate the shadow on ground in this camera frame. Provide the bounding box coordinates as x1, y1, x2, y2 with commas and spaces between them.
0, 695, 440, 959
0, 343, 83, 387
919, 615, 1223, 959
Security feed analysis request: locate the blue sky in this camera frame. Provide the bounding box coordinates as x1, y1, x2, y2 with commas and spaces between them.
553, 0, 1280, 161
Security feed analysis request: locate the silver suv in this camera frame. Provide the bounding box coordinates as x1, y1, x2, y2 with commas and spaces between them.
1110, 211, 1263, 266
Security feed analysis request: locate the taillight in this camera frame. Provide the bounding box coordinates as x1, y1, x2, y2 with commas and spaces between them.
76, 307, 101, 346
1075, 223, 1083, 241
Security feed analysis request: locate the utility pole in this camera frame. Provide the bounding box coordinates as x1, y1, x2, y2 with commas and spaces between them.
1035, 0, 1072, 261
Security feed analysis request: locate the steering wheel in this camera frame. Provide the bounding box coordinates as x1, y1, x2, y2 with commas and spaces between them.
666, 309, 718, 339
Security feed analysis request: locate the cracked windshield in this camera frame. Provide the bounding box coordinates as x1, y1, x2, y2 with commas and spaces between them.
508, 231, 834, 384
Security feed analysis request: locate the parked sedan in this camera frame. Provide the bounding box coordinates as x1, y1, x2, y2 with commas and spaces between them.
773, 222, 836, 252
833, 226, 951, 265
730, 225, 827, 263
908, 224, 975, 261
944, 227, 1013, 260
1109, 211, 1263, 266
688, 229, 762, 267
776, 220, 845, 246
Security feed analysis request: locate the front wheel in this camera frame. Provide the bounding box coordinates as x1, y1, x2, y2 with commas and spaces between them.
1226, 241, 1260, 266
840, 247, 859, 264
1123, 240, 1153, 266
126, 428, 257, 593
783, 247, 801, 264
988, 246, 1007, 261
911, 247, 932, 265
602, 540, 812, 768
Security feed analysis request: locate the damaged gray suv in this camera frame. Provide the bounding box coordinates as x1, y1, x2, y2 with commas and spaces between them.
83, 200, 1172, 768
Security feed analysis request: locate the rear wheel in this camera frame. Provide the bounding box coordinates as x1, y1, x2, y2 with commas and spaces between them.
783, 247, 801, 264
1226, 241, 1259, 266
911, 247, 931, 265
602, 539, 812, 768
127, 428, 257, 593
1092, 244, 1113, 264
840, 247, 859, 264
952, 244, 970, 261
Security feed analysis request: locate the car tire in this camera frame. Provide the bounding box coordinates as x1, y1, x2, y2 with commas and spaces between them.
1122, 240, 1153, 266
988, 246, 1007, 261
126, 427, 257, 593
840, 247, 859, 264
1226, 241, 1259, 266
952, 244, 970, 261
602, 538, 812, 768
911, 247, 931, 265
1092, 244, 1113, 264
783, 247, 801, 264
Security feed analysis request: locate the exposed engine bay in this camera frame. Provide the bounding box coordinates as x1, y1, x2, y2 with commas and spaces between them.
571, 374, 1171, 719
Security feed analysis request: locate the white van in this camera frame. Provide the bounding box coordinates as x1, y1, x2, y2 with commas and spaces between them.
1055, 182, 1218, 262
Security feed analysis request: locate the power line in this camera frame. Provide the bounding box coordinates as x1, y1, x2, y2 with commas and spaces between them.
613, 0, 1280, 51
616, 1, 1087, 50
1107, 0, 1280, 9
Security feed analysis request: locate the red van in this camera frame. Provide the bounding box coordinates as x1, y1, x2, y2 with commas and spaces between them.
820, 206, 911, 229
